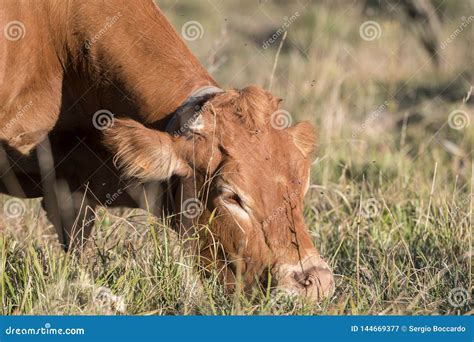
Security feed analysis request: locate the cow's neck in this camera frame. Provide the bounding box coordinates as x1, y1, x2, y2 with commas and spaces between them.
68, 1, 217, 123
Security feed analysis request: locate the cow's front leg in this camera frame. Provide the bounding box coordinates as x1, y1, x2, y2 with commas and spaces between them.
36, 138, 95, 251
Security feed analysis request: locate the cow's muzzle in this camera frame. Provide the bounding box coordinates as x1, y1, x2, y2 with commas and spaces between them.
272, 254, 335, 302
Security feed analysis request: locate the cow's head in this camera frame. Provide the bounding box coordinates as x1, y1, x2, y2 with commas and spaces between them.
104, 85, 334, 301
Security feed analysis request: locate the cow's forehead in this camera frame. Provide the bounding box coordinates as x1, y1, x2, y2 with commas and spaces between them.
220, 126, 303, 163
218, 130, 309, 185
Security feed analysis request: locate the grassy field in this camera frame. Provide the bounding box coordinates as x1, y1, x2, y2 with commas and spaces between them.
1, 0, 472, 315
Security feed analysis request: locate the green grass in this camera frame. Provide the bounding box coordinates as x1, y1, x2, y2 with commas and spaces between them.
0, 0, 472, 315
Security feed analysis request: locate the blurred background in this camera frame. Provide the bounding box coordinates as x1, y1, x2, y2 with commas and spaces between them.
1, 0, 472, 315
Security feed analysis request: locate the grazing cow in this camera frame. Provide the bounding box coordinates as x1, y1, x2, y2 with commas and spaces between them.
0, 0, 334, 300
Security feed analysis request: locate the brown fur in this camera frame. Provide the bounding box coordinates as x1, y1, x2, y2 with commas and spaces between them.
0, 0, 333, 300
1, 0, 217, 248
105, 86, 333, 298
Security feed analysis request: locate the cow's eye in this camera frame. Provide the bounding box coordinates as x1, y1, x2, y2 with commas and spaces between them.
220, 188, 243, 208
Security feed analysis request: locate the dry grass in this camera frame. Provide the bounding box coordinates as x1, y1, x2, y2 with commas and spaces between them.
0, 0, 472, 315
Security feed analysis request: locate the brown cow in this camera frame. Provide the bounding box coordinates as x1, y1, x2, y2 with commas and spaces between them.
0, 0, 334, 301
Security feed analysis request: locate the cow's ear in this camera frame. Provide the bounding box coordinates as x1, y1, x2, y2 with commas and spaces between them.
287, 121, 316, 158
103, 119, 190, 181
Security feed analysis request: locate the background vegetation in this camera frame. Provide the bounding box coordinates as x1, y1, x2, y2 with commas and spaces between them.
1, 0, 472, 315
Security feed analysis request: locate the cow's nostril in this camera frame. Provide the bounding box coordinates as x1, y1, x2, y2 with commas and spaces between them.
282, 261, 334, 301
293, 271, 315, 288
302, 277, 313, 288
